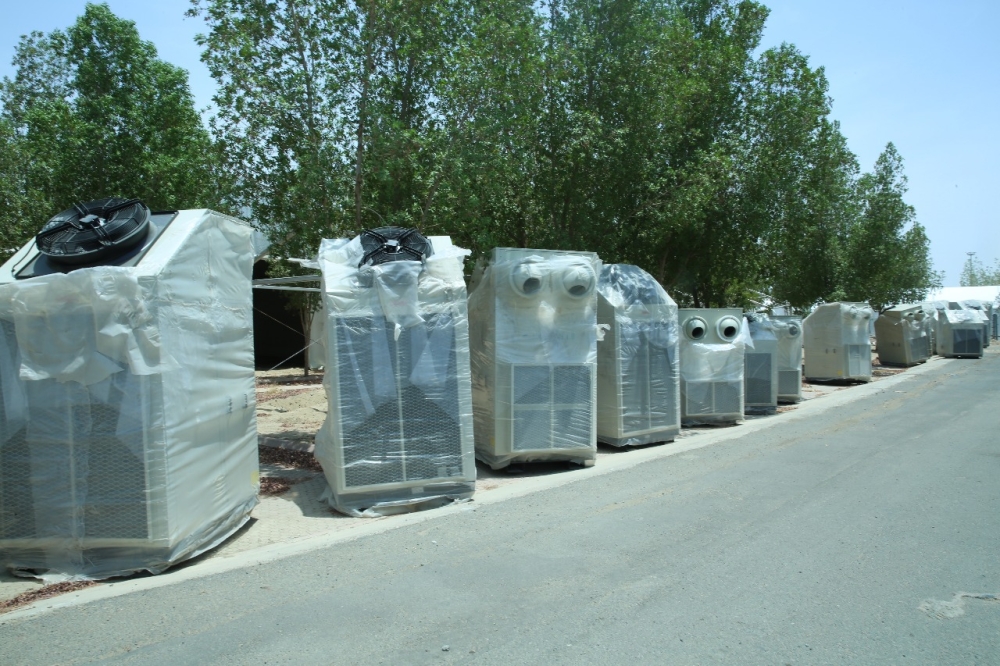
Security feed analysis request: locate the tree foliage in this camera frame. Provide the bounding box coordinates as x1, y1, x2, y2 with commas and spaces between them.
0, 3, 217, 259
1, 0, 940, 312
960, 255, 1000, 287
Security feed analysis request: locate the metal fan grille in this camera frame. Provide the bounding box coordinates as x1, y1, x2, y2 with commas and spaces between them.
36, 199, 150, 264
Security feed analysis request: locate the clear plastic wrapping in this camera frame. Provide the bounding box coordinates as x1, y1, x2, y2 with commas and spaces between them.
314, 235, 476, 516
596, 265, 679, 447
0, 210, 259, 581
803, 302, 873, 382
771, 315, 803, 403
930, 303, 985, 358
958, 300, 991, 348
874, 304, 931, 366
468, 248, 601, 468
678, 308, 748, 425
743, 313, 779, 414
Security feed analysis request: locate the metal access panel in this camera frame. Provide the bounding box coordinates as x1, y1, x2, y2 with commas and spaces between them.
683, 380, 742, 418
619, 335, 678, 437
952, 329, 983, 357
329, 314, 466, 492
744, 349, 777, 412
510, 363, 594, 452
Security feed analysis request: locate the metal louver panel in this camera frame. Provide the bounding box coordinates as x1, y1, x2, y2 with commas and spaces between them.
778, 370, 800, 397
684, 381, 714, 416
511, 364, 593, 451
745, 352, 774, 405
952, 330, 982, 356
621, 337, 676, 435
713, 381, 742, 415
334, 314, 464, 489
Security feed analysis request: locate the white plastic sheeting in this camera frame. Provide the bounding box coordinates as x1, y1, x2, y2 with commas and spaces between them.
743, 314, 779, 414
933, 305, 985, 358
469, 248, 601, 469
596, 265, 679, 447
803, 302, 873, 382
0, 210, 258, 581
314, 235, 476, 516
678, 308, 749, 426
874, 305, 931, 366
771, 315, 803, 403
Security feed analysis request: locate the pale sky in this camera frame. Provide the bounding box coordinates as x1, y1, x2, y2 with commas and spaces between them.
2, 1, 997, 285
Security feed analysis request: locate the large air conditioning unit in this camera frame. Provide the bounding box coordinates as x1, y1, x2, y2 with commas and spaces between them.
874, 304, 931, 366
678, 308, 745, 425
936, 306, 984, 358
772, 315, 803, 403
743, 313, 779, 414
0, 199, 258, 580
803, 302, 873, 382
595, 265, 679, 447
469, 248, 600, 469
314, 229, 476, 515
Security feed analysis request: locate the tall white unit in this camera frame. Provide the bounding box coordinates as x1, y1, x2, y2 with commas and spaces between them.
772, 315, 803, 403
469, 248, 601, 469
314, 230, 476, 516
678, 308, 746, 425
0, 201, 258, 580
596, 265, 680, 447
743, 313, 779, 414
803, 302, 873, 382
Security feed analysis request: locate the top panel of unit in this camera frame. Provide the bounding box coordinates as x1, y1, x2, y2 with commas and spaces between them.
14, 211, 179, 280
491, 247, 599, 263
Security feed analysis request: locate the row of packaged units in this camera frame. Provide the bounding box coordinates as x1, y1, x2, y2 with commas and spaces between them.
0, 202, 991, 580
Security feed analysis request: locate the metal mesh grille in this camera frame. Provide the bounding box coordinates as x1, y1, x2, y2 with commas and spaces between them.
953, 329, 981, 355
778, 370, 800, 397
745, 352, 773, 405
684, 381, 713, 416
511, 364, 593, 451
334, 314, 462, 489
622, 336, 676, 433
0, 426, 32, 540
713, 381, 742, 415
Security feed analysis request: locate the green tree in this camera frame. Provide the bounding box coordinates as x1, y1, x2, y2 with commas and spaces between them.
960, 254, 1000, 286
840, 143, 940, 310
0, 2, 216, 258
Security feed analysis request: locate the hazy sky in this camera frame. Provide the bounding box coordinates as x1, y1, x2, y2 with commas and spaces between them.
2, 1, 997, 285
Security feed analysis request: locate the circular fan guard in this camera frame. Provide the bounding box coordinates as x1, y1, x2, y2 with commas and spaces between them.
358, 227, 432, 267
36, 198, 151, 265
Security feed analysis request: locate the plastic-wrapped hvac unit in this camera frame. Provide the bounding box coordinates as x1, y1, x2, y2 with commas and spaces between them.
743, 313, 779, 414
469, 248, 601, 468
678, 308, 746, 425
772, 315, 803, 403
874, 304, 931, 366
595, 265, 679, 447
936, 307, 984, 358
314, 229, 476, 516
803, 302, 873, 382
0, 201, 258, 580
959, 300, 992, 348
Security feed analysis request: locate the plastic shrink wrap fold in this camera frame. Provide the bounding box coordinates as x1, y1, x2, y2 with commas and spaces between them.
957, 300, 991, 349
469, 248, 601, 468
596, 265, 680, 447
0, 210, 258, 581
771, 315, 804, 403
743, 314, 779, 414
314, 235, 476, 516
874, 305, 930, 366
678, 308, 748, 426
803, 302, 873, 382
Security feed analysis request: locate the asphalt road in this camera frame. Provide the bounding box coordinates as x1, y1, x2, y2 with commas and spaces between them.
2, 352, 998, 665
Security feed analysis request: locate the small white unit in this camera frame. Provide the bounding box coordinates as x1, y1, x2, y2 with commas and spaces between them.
874, 304, 931, 366
803, 302, 873, 382
314, 229, 476, 515
0, 200, 258, 580
678, 308, 746, 425
469, 248, 601, 468
596, 265, 680, 447
743, 313, 779, 414
936, 304, 984, 358
772, 315, 803, 403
